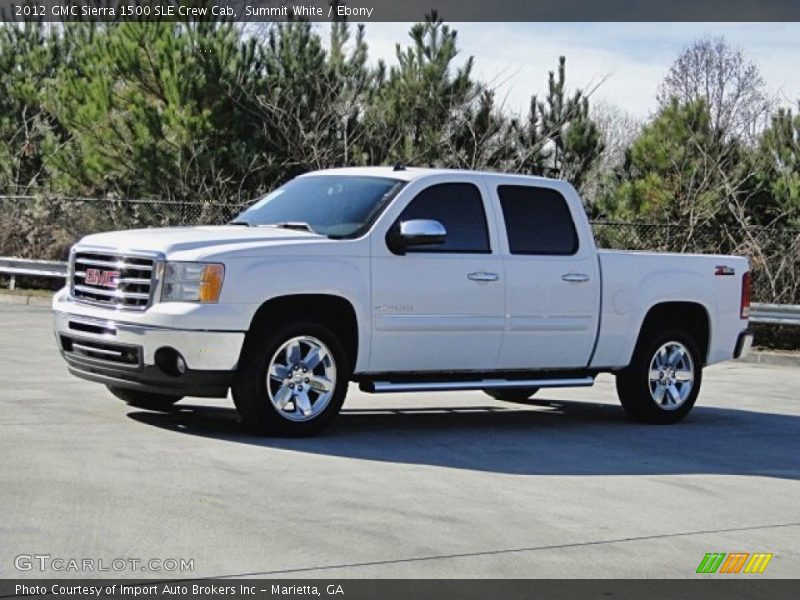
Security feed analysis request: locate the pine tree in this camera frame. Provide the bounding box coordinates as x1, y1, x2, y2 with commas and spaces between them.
0, 22, 71, 191
363, 12, 477, 166
598, 98, 745, 244
753, 107, 800, 227
47, 20, 268, 203
510, 57, 604, 194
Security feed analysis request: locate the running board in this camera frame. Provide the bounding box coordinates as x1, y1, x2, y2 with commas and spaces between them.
360, 377, 595, 394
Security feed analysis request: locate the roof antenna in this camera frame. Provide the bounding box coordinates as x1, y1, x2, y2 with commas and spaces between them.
393, 162, 406, 171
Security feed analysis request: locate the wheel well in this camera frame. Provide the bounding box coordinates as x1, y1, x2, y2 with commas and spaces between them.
247, 295, 359, 369
637, 302, 710, 363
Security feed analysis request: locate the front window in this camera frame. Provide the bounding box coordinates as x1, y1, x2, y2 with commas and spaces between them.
394, 182, 491, 253
233, 175, 405, 238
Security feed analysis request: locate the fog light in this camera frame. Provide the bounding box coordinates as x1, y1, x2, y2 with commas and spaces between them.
154, 347, 186, 377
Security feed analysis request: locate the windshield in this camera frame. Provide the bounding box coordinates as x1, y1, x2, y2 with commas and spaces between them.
233, 175, 406, 237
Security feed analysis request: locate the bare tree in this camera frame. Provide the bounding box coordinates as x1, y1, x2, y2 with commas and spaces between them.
658, 36, 773, 141
591, 100, 641, 171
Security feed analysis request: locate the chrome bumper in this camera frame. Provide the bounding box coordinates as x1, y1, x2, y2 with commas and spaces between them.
54, 311, 245, 397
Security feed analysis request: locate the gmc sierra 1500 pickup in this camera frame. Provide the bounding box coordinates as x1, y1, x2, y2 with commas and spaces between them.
53, 167, 753, 435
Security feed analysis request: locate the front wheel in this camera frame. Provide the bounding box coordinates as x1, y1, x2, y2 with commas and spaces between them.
616, 330, 702, 424
232, 321, 350, 436
107, 386, 182, 411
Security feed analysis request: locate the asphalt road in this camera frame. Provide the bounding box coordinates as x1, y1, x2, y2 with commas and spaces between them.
1, 304, 799, 579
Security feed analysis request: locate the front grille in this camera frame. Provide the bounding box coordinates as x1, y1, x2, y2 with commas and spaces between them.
71, 251, 158, 310
60, 335, 142, 371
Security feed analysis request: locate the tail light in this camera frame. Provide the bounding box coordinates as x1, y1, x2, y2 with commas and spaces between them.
740, 271, 751, 319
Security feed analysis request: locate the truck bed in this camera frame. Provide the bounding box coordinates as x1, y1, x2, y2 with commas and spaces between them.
592, 250, 749, 369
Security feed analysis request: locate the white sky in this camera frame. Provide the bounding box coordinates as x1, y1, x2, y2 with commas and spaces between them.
319, 22, 800, 121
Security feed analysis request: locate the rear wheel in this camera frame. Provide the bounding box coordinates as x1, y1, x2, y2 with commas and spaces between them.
616, 330, 702, 424
483, 387, 540, 402
107, 386, 182, 411
232, 321, 350, 436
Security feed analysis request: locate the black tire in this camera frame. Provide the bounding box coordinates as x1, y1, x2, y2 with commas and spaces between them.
232, 320, 350, 436
483, 387, 540, 402
107, 386, 182, 411
616, 329, 702, 424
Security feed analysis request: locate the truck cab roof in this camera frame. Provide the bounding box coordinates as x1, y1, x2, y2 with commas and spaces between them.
300, 166, 565, 186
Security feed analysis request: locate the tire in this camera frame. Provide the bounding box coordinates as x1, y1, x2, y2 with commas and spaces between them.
107, 386, 182, 411
616, 329, 702, 424
232, 320, 350, 436
484, 387, 539, 402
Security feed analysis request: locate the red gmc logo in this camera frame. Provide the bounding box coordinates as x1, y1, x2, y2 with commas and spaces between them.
84, 268, 119, 288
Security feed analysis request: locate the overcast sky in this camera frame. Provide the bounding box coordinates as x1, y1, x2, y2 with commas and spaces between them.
319, 22, 800, 122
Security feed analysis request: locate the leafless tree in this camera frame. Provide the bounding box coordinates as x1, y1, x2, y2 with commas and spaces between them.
591, 100, 641, 172
658, 36, 774, 142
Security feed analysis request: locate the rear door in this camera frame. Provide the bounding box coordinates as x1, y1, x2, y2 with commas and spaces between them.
491, 181, 600, 369
369, 177, 505, 373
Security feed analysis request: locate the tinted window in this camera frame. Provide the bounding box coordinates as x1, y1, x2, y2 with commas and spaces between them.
396, 183, 490, 253
498, 185, 578, 255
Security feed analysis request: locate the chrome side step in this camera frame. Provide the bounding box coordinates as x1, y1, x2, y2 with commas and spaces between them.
361, 377, 594, 394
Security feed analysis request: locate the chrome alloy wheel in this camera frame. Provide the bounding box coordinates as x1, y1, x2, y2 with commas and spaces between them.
647, 341, 695, 410
266, 336, 337, 422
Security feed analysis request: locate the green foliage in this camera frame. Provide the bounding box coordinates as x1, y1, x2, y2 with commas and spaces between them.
0, 23, 71, 190
15, 17, 800, 234
754, 106, 800, 227
46, 21, 267, 202
0, 18, 605, 204
510, 57, 604, 194
597, 99, 745, 225
362, 13, 477, 166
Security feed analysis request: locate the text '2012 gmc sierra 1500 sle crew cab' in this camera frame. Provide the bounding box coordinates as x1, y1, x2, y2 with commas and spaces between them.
53, 167, 753, 435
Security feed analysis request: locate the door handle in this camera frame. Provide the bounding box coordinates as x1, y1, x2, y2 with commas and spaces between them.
467, 272, 499, 282
561, 273, 590, 283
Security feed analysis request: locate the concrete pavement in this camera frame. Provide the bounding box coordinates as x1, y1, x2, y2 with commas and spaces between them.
1, 304, 798, 578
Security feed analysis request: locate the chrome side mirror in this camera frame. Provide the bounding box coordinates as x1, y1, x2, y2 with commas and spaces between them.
388, 219, 447, 254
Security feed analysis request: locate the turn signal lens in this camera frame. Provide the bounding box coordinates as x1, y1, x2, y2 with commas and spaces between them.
199, 264, 225, 303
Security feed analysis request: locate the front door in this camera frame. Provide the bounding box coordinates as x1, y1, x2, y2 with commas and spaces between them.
369, 178, 505, 373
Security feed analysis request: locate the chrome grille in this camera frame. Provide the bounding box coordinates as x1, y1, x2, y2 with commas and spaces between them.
71, 251, 158, 310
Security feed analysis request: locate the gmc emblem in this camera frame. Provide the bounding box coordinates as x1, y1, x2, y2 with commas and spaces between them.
84, 268, 119, 288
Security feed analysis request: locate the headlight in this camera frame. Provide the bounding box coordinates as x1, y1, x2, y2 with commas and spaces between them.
161, 262, 225, 303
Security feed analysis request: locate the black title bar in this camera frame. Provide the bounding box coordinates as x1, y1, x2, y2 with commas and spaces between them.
1, 0, 800, 22
2, 579, 799, 600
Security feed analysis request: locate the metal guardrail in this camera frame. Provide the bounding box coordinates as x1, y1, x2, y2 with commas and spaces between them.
0, 256, 68, 290
750, 303, 800, 326
1, 255, 799, 326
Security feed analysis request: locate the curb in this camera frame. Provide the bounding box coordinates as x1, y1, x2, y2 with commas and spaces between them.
740, 349, 800, 368
0, 293, 53, 307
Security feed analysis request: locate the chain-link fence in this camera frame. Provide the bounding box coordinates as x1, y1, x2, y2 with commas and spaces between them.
592, 221, 800, 308
0, 193, 249, 261
2, 193, 800, 309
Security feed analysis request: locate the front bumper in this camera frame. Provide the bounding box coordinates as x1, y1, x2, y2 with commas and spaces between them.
53, 310, 245, 398
734, 329, 754, 359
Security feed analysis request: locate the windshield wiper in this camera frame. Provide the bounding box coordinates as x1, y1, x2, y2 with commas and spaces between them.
229, 220, 252, 226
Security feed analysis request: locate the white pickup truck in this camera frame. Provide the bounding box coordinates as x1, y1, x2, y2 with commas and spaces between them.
53, 167, 753, 435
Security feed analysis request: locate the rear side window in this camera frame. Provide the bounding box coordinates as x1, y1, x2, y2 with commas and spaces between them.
396, 183, 491, 253
498, 185, 578, 255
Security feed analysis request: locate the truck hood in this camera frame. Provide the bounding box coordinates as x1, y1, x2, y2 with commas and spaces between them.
76, 226, 324, 257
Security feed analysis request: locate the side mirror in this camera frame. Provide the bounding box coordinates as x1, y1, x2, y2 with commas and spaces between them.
388, 219, 447, 254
